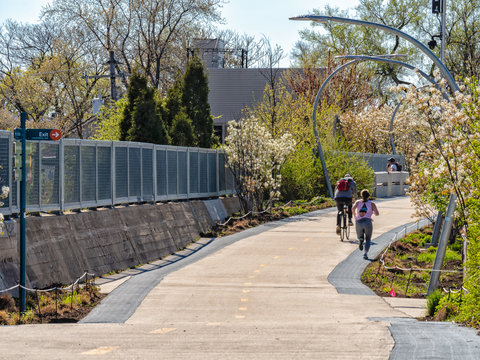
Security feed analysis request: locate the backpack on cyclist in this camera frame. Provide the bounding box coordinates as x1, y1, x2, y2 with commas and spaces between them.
336, 178, 350, 191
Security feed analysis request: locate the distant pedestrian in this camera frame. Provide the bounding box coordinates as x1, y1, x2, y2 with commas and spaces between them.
353, 189, 379, 260
386, 157, 401, 172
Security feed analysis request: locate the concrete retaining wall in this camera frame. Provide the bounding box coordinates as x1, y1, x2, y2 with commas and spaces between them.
374, 171, 409, 197
0, 197, 240, 290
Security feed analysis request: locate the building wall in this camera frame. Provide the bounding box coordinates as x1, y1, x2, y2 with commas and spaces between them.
207, 68, 292, 126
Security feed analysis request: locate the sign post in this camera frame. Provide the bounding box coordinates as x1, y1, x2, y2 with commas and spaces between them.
14, 120, 61, 312
19, 112, 27, 313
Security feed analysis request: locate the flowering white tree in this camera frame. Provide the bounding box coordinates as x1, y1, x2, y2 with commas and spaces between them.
223, 117, 295, 213
389, 74, 475, 221
392, 74, 480, 325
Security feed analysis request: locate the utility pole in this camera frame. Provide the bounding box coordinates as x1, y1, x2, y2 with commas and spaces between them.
83, 50, 129, 101
431, 0, 447, 63
440, 0, 446, 63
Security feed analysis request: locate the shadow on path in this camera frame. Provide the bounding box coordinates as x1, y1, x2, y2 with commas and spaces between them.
328, 219, 480, 360
81, 207, 336, 324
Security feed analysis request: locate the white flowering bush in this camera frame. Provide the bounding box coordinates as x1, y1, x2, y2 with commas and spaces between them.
222, 117, 295, 213
389, 74, 475, 221
390, 74, 480, 325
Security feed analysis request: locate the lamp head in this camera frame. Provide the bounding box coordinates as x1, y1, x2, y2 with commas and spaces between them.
428, 39, 437, 50
289, 15, 329, 23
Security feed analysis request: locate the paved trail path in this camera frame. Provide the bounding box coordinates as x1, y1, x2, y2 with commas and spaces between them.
1, 197, 479, 359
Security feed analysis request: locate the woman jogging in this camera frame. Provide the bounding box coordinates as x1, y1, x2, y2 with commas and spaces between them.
352, 189, 379, 260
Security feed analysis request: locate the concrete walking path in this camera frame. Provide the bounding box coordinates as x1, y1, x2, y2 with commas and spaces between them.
0, 197, 479, 359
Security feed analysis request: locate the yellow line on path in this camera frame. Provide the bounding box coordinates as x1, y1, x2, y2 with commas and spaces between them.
150, 328, 177, 334
81, 346, 118, 355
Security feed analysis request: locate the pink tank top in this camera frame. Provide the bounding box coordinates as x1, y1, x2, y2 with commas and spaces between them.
356, 200, 373, 221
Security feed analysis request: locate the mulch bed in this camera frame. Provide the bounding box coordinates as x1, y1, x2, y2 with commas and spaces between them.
362, 229, 464, 299
0, 287, 105, 325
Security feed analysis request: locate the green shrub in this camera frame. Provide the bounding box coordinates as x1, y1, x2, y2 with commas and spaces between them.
281, 140, 374, 200
285, 207, 309, 216
444, 249, 462, 262
417, 248, 461, 263
417, 252, 436, 263
448, 240, 463, 253
400, 233, 432, 246
426, 290, 443, 317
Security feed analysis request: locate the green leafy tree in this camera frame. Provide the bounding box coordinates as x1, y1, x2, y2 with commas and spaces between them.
182, 56, 216, 148
93, 97, 127, 141
295, 0, 480, 84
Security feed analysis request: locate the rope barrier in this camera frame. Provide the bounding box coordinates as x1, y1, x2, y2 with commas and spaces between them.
376, 223, 467, 295
0, 271, 96, 294
216, 198, 321, 227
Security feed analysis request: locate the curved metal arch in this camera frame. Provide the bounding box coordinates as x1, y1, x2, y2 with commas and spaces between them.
290, 15, 459, 93
311, 56, 438, 198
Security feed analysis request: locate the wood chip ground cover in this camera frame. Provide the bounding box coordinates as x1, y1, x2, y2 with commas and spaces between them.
361, 227, 464, 298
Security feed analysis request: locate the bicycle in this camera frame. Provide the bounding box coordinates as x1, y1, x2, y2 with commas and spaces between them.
338, 204, 350, 241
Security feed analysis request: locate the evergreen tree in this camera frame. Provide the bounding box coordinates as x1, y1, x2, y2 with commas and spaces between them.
162, 76, 184, 131
170, 112, 195, 147
162, 73, 196, 147
121, 69, 169, 144
182, 56, 216, 148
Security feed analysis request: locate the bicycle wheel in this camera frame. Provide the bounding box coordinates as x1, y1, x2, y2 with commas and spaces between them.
345, 213, 350, 240
340, 212, 346, 241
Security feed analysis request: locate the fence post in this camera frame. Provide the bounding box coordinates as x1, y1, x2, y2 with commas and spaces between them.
216, 150, 219, 196
59, 139, 65, 214
427, 194, 457, 295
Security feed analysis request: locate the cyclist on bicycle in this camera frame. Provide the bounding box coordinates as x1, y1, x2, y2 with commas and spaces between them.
335, 174, 357, 235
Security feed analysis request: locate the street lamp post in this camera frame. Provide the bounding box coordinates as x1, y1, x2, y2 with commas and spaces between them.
309, 55, 438, 198
289, 15, 458, 92
290, 14, 457, 199
440, 0, 447, 63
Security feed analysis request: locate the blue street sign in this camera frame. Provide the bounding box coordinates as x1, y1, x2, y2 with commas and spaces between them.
25, 129, 62, 141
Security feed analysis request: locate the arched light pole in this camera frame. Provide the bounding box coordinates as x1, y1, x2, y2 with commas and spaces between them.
289, 15, 459, 92
290, 15, 457, 198
310, 55, 438, 198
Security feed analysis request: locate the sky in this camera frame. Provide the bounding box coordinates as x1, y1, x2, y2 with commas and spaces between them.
0, 0, 360, 67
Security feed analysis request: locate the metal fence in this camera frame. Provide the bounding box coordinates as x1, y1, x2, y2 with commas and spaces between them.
0, 131, 235, 215
351, 152, 405, 172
